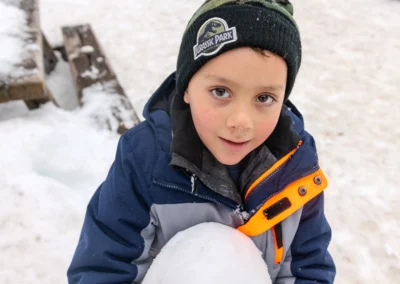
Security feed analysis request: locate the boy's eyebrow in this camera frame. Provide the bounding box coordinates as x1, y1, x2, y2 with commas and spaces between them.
204, 74, 284, 92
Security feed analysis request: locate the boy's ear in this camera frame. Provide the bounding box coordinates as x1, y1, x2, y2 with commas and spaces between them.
183, 90, 190, 104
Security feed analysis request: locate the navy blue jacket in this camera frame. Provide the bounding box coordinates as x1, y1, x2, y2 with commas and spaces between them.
68, 73, 335, 283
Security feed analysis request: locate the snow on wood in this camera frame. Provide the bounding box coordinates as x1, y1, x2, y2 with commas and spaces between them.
0, 0, 48, 102
62, 24, 139, 133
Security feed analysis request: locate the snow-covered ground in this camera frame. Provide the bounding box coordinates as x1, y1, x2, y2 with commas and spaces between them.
0, 0, 399, 283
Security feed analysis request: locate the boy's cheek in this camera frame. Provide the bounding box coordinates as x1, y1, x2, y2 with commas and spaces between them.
255, 117, 280, 141
192, 103, 220, 126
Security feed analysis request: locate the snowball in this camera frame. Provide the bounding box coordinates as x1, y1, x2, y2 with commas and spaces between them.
142, 222, 271, 284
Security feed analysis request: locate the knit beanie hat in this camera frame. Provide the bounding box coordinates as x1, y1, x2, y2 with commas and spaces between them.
176, 0, 301, 102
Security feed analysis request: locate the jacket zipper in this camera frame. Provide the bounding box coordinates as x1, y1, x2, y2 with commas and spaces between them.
245, 140, 303, 202
245, 160, 289, 201
153, 179, 243, 214
182, 169, 242, 210
190, 174, 197, 194
247, 166, 320, 216
155, 163, 318, 223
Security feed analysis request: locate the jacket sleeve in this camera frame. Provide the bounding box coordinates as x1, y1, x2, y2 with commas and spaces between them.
275, 192, 336, 284
67, 135, 155, 283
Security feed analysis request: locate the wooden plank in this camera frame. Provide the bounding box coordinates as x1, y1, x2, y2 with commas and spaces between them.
61, 25, 92, 100
9, 78, 45, 100
78, 25, 116, 84
1, 0, 47, 101
0, 78, 10, 103
23, 85, 58, 110
62, 24, 140, 133
62, 24, 120, 97
21, 32, 59, 110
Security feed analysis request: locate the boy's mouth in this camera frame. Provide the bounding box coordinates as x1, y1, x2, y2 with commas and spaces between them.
220, 137, 249, 152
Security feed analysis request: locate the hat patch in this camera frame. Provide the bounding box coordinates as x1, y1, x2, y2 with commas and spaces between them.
193, 17, 237, 60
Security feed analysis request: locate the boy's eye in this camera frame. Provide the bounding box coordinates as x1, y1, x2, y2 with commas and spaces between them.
211, 88, 230, 99
256, 94, 275, 105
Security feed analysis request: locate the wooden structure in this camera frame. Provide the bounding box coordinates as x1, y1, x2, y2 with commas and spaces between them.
62, 24, 140, 133
1, 1, 140, 134
0, 0, 57, 109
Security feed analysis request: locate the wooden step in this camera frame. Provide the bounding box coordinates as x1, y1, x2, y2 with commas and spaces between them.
0, 0, 46, 102
0, 0, 56, 109
62, 24, 140, 133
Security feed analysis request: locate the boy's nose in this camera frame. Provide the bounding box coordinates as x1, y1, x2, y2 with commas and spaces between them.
226, 111, 253, 132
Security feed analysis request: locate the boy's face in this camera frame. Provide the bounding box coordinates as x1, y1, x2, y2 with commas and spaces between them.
184, 47, 287, 165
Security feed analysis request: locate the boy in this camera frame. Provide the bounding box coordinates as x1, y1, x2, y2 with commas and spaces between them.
68, 0, 336, 283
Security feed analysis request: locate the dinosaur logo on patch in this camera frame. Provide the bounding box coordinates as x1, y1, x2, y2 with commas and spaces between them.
193, 17, 237, 60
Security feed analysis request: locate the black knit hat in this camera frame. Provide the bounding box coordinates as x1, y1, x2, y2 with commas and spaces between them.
176, 0, 301, 102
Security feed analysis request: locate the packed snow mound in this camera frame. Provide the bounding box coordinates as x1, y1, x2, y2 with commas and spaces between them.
142, 222, 272, 284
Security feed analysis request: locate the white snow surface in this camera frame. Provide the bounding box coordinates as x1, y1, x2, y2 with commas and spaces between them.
0, 0, 40, 79
46, 52, 79, 110
142, 223, 272, 284
0, 0, 399, 283
81, 82, 138, 132
0, 1, 28, 76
